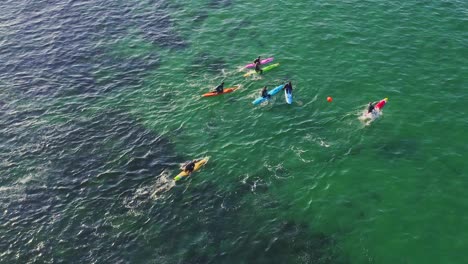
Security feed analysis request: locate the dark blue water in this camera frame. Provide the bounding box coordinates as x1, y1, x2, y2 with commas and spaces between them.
1, 1, 467, 263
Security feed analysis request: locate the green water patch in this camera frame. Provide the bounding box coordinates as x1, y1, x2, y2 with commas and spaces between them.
3, 0, 467, 263
134, 180, 347, 264
87, 3, 369, 261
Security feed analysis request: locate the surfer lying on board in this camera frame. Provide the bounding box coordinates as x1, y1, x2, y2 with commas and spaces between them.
261, 86, 270, 98
367, 98, 388, 114
213, 82, 224, 94
283, 81, 293, 93
183, 159, 200, 174
367, 101, 378, 113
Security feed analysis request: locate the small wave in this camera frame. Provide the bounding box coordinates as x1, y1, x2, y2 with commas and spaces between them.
304, 134, 330, 148
358, 108, 382, 126
121, 170, 175, 209
290, 146, 314, 163
265, 162, 291, 179
150, 169, 176, 200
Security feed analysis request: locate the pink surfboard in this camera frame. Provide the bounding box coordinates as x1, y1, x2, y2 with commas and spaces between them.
244, 57, 274, 69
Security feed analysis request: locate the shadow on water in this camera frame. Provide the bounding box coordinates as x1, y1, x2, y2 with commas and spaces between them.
0, 0, 186, 98
0, 1, 354, 263
0, 108, 179, 263
139, 180, 348, 264
191, 52, 227, 74
209, 0, 234, 9
0, 103, 349, 263
0, 105, 352, 262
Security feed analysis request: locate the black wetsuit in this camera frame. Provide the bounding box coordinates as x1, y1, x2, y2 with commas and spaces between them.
215, 83, 224, 93
255, 62, 263, 73
261, 88, 269, 98
253, 58, 261, 64
184, 161, 196, 173
367, 102, 376, 113
284, 83, 293, 93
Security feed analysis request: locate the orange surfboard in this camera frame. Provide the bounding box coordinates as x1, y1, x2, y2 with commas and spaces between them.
202, 87, 237, 97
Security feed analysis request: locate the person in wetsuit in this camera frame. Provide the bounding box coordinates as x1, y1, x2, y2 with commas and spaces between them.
253, 56, 261, 64
284, 81, 293, 93
261, 86, 270, 98
214, 82, 224, 93
183, 160, 197, 174
255, 61, 263, 74
367, 101, 378, 113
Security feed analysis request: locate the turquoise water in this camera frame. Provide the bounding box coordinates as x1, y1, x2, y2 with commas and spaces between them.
1, 0, 467, 263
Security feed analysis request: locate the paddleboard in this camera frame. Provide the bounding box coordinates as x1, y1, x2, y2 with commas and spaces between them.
285, 89, 293, 104
174, 157, 209, 181
252, 85, 284, 105
244, 63, 280, 77
244, 57, 274, 69
375, 98, 388, 110
202, 87, 237, 97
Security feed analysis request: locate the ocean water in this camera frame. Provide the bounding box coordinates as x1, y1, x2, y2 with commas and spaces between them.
1, 0, 467, 263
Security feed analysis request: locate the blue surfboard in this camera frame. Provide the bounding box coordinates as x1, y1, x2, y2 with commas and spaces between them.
252, 85, 284, 105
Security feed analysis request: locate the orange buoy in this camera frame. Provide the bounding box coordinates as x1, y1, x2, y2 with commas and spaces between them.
327, 96, 333, 102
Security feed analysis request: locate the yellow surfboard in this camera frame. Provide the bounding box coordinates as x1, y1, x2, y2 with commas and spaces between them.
174, 157, 209, 181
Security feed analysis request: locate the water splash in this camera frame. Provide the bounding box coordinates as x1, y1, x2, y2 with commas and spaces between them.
265, 162, 291, 179
150, 169, 176, 200
290, 146, 314, 163
358, 108, 382, 126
